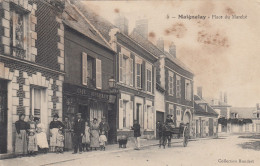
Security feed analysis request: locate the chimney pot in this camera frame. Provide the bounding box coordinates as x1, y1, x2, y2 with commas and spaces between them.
115, 16, 129, 35
135, 19, 148, 39
197, 87, 203, 99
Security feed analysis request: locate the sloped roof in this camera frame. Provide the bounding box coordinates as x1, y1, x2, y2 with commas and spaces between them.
230, 107, 255, 119
194, 95, 218, 117
62, 2, 112, 50
130, 30, 193, 75
164, 51, 193, 74
73, 1, 116, 42
74, 1, 193, 75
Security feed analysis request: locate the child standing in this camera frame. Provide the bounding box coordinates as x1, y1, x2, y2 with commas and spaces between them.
56, 129, 64, 153
28, 130, 37, 156
99, 131, 107, 151
82, 122, 91, 152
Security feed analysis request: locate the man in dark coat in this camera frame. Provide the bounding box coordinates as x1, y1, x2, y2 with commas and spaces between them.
72, 113, 85, 154
131, 120, 141, 150
156, 121, 163, 148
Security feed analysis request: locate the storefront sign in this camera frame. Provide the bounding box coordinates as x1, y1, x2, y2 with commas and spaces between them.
64, 83, 114, 102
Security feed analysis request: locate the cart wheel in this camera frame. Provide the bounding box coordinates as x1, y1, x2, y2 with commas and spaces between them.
183, 126, 189, 147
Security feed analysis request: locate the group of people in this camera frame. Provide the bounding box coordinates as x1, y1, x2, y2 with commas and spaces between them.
14, 112, 110, 157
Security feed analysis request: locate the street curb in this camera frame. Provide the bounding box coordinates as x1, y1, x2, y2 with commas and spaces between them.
42, 140, 187, 166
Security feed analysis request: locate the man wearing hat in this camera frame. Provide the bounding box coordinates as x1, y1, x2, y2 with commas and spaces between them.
99, 117, 110, 139
72, 113, 85, 154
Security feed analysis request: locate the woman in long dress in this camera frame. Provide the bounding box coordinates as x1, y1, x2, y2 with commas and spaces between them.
63, 116, 73, 151
35, 117, 49, 153
49, 114, 64, 152
15, 113, 29, 156
90, 118, 100, 150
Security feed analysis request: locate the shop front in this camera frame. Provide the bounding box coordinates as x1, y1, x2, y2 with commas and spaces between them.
63, 83, 117, 143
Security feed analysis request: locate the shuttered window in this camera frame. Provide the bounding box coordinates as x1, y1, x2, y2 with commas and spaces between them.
146, 63, 152, 93
119, 53, 123, 82
82, 52, 88, 85
185, 79, 192, 101
176, 75, 181, 98
129, 58, 133, 86
96, 59, 102, 89
168, 71, 174, 96
136, 63, 142, 89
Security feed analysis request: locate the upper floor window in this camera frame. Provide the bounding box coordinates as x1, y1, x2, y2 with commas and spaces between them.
82, 52, 102, 89
185, 79, 192, 101
168, 71, 174, 96
119, 53, 133, 86
10, 9, 30, 60
135, 57, 142, 89
176, 75, 181, 98
146, 63, 152, 93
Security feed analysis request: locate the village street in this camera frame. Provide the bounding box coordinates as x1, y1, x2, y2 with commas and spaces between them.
1, 134, 259, 166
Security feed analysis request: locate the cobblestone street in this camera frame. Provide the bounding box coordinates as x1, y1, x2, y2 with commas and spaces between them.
1, 134, 259, 166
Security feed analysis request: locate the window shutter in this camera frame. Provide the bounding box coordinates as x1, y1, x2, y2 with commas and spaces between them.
119, 99, 123, 129
119, 53, 123, 82
130, 58, 133, 86
82, 52, 88, 85
96, 59, 102, 89
136, 63, 141, 89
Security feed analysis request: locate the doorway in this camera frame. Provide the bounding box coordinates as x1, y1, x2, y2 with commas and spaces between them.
79, 105, 89, 122
156, 111, 164, 139
0, 80, 7, 154
209, 118, 214, 136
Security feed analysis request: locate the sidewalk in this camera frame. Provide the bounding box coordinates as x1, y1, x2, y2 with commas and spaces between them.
0, 138, 185, 166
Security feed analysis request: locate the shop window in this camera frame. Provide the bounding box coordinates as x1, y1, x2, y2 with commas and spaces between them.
10, 8, 30, 60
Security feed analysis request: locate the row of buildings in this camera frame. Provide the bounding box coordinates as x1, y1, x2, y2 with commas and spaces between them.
0, 0, 219, 156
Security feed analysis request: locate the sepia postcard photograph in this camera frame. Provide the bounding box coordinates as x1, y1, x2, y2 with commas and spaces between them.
0, 0, 259, 165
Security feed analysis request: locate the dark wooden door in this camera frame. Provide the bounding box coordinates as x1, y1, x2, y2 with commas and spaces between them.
209, 118, 214, 136
156, 111, 164, 139
0, 80, 7, 154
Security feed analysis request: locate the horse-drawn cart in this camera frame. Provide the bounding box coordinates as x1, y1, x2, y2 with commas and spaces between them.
163, 123, 189, 147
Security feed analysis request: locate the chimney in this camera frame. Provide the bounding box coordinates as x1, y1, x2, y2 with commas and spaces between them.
219, 92, 223, 103
224, 92, 227, 104
169, 42, 176, 58
156, 38, 164, 52
115, 16, 129, 35
135, 19, 148, 39
197, 87, 203, 99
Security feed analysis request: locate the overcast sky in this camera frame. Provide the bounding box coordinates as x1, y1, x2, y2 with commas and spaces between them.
82, 0, 260, 107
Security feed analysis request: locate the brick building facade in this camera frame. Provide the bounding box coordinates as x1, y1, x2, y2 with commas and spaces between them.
0, 0, 64, 155
61, 2, 117, 143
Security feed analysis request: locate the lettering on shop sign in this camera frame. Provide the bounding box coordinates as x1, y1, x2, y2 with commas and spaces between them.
76, 88, 109, 100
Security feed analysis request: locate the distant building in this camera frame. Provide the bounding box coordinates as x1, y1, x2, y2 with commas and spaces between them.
194, 87, 218, 138
207, 92, 232, 132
